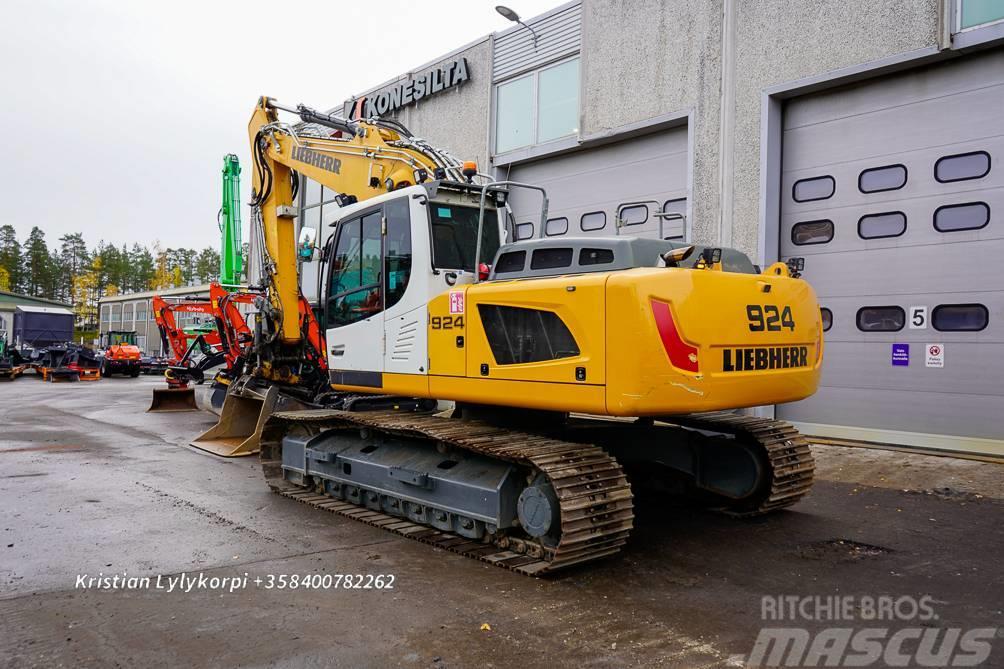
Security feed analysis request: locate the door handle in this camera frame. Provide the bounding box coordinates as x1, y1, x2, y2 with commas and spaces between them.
330, 345, 345, 356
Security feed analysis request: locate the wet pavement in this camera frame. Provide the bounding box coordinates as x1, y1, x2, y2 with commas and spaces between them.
1, 376, 1002, 668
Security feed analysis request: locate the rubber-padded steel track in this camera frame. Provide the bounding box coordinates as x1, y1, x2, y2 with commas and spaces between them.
260, 409, 634, 576
664, 411, 815, 515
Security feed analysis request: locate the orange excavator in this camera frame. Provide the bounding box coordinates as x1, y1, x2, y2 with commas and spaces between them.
149, 284, 259, 412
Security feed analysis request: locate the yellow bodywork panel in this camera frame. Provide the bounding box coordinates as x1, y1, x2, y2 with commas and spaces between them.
604, 267, 822, 416
403, 265, 821, 417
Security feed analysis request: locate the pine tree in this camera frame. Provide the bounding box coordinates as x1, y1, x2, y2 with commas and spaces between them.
195, 247, 220, 284
57, 233, 88, 304
23, 227, 52, 298
0, 225, 23, 293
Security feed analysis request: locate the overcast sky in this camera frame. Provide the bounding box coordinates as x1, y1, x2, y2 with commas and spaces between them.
1, 0, 559, 250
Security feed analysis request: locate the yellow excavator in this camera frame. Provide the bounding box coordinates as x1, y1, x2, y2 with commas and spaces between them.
196, 97, 823, 575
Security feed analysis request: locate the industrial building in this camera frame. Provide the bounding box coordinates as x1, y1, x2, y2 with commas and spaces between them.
97, 284, 211, 355
293, 0, 1003, 456
0, 290, 72, 339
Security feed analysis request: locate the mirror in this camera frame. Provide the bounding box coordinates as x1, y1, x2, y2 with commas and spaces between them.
297, 227, 317, 260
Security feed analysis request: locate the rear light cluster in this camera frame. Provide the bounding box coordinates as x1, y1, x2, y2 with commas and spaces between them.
650, 300, 699, 373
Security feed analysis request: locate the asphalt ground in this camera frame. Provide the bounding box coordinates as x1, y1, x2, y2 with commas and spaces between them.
1, 375, 1001, 668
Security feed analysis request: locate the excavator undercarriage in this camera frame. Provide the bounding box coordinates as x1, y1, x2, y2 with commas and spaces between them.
257, 402, 813, 574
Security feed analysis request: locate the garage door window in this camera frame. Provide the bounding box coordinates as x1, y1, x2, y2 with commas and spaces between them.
932, 304, 989, 331
792, 176, 835, 202
619, 205, 648, 226
820, 308, 833, 332
545, 217, 568, 236
858, 212, 907, 239
791, 220, 834, 245
859, 164, 907, 193
515, 222, 535, 240
581, 211, 606, 232
934, 202, 990, 232
935, 151, 991, 183
857, 306, 905, 332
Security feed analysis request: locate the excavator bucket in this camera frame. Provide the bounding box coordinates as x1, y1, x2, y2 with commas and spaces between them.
148, 387, 199, 412
190, 384, 283, 458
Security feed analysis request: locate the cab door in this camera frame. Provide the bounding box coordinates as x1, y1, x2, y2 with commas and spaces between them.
324, 208, 385, 379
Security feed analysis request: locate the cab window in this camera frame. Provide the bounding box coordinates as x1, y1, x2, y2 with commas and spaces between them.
328, 210, 382, 328
384, 198, 412, 310
429, 203, 501, 272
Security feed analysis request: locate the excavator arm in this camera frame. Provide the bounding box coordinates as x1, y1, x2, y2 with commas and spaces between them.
152, 296, 220, 364
245, 97, 475, 374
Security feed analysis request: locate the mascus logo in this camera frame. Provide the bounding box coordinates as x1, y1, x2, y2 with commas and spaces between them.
723, 346, 808, 372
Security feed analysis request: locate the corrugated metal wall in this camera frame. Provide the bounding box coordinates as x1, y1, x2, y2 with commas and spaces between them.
492, 2, 581, 82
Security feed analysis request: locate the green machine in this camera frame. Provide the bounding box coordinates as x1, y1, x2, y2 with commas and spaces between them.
219, 154, 243, 289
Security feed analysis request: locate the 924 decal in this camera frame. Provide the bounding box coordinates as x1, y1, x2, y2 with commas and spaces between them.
430, 315, 464, 330
747, 304, 795, 332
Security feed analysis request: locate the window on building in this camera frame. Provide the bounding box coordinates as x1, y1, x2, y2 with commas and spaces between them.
495, 57, 580, 153
545, 217, 568, 236
934, 202, 990, 232
100, 305, 110, 329
858, 212, 907, 239
792, 176, 835, 202
820, 307, 833, 332
580, 211, 606, 232
935, 151, 991, 183
856, 306, 905, 332
859, 164, 907, 193
958, 0, 1004, 30
791, 220, 834, 245
110, 304, 121, 326
932, 304, 988, 331
135, 302, 148, 324
661, 199, 687, 240
530, 248, 573, 270
619, 205, 649, 226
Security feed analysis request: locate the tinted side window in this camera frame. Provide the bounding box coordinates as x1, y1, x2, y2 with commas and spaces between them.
859, 164, 907, 193
478, 305, 579, 364
580, 248, 614, 265
495, 251, 526, 274
545, 217, 568, 236
856, 306, 905, 332
530, 248, 573, 270
932, 304, 988, 331
793, 176, 835, 202
858, 212, 907, 239
384, 198, 412, 311
935, 151, 991, 183
581, 211, 606, 232
934, 202, 990, 232
791, 220, 834, 245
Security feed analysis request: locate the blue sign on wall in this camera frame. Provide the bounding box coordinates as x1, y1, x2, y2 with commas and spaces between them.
892, 343, 910, 366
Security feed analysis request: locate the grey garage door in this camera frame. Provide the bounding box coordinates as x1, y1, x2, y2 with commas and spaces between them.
777, 49, 1003, 455
505, 127, 689, 242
